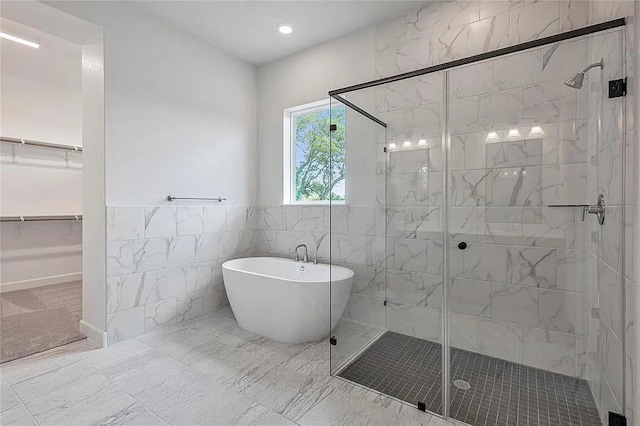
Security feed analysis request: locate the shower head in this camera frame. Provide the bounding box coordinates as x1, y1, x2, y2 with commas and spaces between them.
564, 58, 604, 89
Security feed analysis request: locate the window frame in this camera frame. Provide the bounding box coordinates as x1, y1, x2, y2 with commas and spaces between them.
283, 99, 345, 205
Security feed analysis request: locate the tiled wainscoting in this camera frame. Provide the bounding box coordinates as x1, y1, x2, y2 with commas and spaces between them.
105, 205, 259, 343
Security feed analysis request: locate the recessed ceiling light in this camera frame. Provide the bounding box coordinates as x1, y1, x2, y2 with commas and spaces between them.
278, 24, 293, 35
0, 32, 39, 49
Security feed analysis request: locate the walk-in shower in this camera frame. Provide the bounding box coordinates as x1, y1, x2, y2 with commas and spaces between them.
328, 18, 628, 426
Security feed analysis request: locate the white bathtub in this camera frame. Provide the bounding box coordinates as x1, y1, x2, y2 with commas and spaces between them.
222, 257, 353, 344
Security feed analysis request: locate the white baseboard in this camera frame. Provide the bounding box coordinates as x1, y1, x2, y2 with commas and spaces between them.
1, 272, 82, 293
79, 319, 107, 347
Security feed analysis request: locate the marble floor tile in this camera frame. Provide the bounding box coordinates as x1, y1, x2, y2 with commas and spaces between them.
0, 405, 37, 426
0, 309, 451, 426
0, 381, 21, 412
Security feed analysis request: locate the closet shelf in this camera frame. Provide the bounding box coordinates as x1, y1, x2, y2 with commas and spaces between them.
1, 136, 82, 152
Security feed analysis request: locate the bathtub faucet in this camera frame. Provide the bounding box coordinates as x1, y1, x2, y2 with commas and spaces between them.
294, 244, 308, 263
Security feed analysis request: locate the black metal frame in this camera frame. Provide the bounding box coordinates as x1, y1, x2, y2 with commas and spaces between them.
329, 18, 625, 98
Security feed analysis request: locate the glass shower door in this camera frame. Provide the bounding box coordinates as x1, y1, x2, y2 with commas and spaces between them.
445, 29, 625, 425
329, 92, 388, 375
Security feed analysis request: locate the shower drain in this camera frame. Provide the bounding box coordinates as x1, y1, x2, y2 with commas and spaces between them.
453, 379, 471, 390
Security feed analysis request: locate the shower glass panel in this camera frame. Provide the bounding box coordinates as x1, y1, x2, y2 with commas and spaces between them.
328, 24, 626, 426
329, 91, 388, 374
446, 29, 625, 425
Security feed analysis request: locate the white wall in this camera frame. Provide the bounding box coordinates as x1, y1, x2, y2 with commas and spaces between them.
46, 1, 259, 343
50, 2, 258, 207
258, 27, 376, 206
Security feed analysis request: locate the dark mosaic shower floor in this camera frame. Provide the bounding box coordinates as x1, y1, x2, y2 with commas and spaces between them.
338, 332, 601, 426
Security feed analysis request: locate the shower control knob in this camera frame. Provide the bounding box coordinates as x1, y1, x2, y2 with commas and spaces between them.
458, 242, 467, 250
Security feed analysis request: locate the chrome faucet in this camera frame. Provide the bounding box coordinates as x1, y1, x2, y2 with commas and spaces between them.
294, 244, 308, 263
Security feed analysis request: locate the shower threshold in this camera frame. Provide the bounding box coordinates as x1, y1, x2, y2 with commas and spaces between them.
338, 331, 601, 426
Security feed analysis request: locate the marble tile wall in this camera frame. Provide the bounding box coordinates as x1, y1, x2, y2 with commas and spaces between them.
105, 205, 258, 343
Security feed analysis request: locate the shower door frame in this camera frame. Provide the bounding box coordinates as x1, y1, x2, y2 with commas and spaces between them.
328, 17, 628, 422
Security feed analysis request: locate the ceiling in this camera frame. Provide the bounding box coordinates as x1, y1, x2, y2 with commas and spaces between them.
0, 18, 82, 90
133, 1, 424, 65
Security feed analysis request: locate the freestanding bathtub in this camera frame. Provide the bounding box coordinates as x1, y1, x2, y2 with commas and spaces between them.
222, 257, 354, 344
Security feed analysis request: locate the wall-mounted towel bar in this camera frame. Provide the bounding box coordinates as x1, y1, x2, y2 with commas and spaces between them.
0, 215, 82, 223
0, 136, 82, 152
167, 195, 226, 202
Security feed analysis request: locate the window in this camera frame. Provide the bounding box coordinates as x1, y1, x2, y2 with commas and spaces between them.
283, 100, 346, 204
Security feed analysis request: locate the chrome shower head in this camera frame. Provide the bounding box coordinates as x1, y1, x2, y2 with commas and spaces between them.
564, 58, 604, 89
564, 72, 585, 89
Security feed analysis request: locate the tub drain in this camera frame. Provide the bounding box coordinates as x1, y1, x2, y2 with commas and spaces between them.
453, 379, 471, 390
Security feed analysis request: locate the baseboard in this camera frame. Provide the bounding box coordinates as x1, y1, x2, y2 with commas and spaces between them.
1, 272, 82, 293
79, 319, 107, 347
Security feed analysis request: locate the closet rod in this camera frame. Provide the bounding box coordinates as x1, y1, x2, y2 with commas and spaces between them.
0, 136, 82, 152
0, 215, 82, 223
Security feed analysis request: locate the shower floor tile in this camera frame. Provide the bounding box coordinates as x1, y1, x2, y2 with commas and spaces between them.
338, 332, 601, 426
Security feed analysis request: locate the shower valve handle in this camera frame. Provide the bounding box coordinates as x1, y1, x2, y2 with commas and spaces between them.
582, 194, 605, 225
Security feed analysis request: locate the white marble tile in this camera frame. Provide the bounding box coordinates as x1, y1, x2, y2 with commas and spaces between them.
106, 240, 133, 278
522, 327, 576, 376
524, 80, 580, 123
507, 246, 556, 287
387, 270, 442, 308
450, 312, 480, 352
226, 206, 249, 231
301, 206, 327, 233
462, 243, 507, 282
391, 238, 427, 273
510, 1, 560, 44
107, 306, 145, 344
451, 132, 486, 171
144, 298, 177, 332
176, 206, 204, 235
203, 205, 226, 233
186, 261, 216, 292
559, 0, 589, 31
522, 207, 575, 248
387, 302, 441, 341
490, 166, 541, 207
555, 248, 588, 292
451, 62, 496, 98
494, 49, 541, 90
176, 290, 209, 322
348, 265, 385, 299
491, 283, 539, 326
144, 206, 176, 238
450, 170, 488, 206
157, 266, 187, 299
331, 234, 366, 265
283, 206, 303, 231
342, 295, 385, 328
478, 88, 524, 130
0, 405, 36, 425
1, 380, 21, 413
166, 235, 195, 267
540, 164, 587, 205
114, 271, 157, 311
132, 238, 166, 273
539, 289, 586, 335
194, 233, 221, 262
477, 318, 523, 363
409, 1, 481, 37
375, 75, 443, 113
452, 278, 492, 318
106, 206, 144, 241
